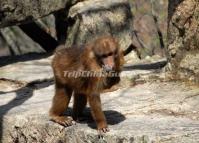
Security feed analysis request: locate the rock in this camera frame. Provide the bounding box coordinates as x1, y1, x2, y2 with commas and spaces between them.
167, 0, 199, 84
65, 0, 137, 60
0, 54, 198, 142
130, 0, 168, 58
0, 56, 53, 83
1, 81, 199, 142
0, 26, 45, 57
0, 0, 80, 28
0, 14, 57, 57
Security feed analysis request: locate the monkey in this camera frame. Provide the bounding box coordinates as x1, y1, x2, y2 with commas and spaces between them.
49, 36, 124, 133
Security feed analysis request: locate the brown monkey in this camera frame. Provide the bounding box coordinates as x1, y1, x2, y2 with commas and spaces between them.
49, 36, 124, 133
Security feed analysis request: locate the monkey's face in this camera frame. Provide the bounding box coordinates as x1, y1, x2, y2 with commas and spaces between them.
93, 37, 119, 72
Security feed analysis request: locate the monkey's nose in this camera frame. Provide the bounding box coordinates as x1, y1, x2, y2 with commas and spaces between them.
103, 65, 113, 72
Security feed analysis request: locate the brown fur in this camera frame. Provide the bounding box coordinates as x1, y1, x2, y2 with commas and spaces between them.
49, 36, 124, 133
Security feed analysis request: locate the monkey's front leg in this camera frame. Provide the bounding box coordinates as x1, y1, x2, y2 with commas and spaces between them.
88, 94, 109, 133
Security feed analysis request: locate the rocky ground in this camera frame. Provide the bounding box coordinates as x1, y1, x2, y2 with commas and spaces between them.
0, 55, 199, 143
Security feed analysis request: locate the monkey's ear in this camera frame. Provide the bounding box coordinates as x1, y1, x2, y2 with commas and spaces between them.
83, 44, 95, 59
89, 51, 95, 59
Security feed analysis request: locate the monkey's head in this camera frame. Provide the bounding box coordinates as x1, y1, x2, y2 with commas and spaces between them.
91, 36, 123, 72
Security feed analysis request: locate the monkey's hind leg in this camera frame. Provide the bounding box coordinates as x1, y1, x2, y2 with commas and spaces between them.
73, 93, 87, 121
49, 82, 74, 126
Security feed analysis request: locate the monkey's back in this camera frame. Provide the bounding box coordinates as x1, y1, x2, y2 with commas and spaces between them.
52, 46, 83, 80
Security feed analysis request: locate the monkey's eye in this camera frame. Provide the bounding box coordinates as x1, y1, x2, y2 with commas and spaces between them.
96, 51, 116, 59
101, 52, 113, 58
101, 54, 108, 58
114, 50, 118, 55
98, 53, 109, 58
107, 52, 114, 57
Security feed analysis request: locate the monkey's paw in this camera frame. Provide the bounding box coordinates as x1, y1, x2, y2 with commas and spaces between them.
98, 126, 110, 134
55, 116, 76, 127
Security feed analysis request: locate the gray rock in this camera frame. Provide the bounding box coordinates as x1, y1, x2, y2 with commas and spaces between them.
0, 56, 53, 84
1, 81, 199, 143
0, 0, 80, 28
130, 0, 168, 58
0, 26, 45, 57
65, 0, 136, 58
0, 15, 56, 57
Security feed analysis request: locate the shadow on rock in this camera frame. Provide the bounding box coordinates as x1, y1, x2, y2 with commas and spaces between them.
0, 52, 52, 67
75, 108, 126, 129
0, 80, 53, 142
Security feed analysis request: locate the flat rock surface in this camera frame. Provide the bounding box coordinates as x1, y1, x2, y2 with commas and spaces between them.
1, 80, 199, 142
0, 56, 53, 84
0, 55, 199, 142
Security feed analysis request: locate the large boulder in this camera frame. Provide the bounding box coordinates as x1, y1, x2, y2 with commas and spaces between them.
0, 0, 80, 28
65, 0, 134, 52
130, 0, 168, 58
0, 15, 56, 57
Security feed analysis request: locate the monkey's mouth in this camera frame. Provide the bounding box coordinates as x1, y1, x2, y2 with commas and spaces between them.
102, 65, 114, 72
